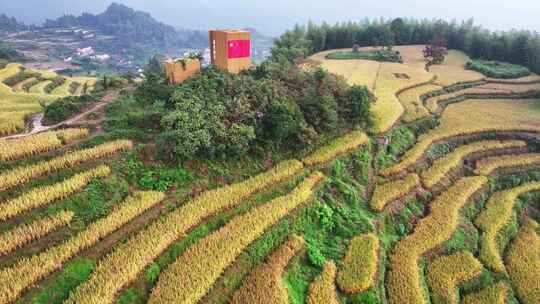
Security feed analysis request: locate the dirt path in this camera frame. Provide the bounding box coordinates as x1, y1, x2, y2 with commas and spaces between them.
1, 88, 125, 140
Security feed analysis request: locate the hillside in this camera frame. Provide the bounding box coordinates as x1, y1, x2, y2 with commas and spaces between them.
0, 17, 539, 304
43, 3, 207, 51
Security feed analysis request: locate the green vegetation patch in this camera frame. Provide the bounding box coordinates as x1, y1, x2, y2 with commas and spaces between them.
326, 49, 403, 63
42, 95, 95, 125
466, 60, 531, 79
30, 258, 96, 304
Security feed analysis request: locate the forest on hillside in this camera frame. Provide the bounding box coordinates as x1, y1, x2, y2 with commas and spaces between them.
272, 18, 540, 74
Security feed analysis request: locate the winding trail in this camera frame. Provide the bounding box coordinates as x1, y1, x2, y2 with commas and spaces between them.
1, 88, 124, 140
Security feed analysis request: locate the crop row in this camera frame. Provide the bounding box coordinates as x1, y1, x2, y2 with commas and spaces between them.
55, 128, 90, 144
0, 63, 22, 82
371, 174, 420, 211
230, 235, 304, 304
306, 261, 340, 304
0, 111, 33, 136
302, 130, 369, 166
0, 165, 110, 221
0, 128, 90, 161
462, 282, 509, 304
0, 191, 165, 304
0, 139, 132, 191
424, 83, 540, 113
474, 153, 540, 176
147, 172, 324, 304
421, 140, 527, 188
505, 218, 540, 304
336, 233, 379, 293
474, 181, 540, 272
387, 176, 487, 304
399, 84, 441, 123
0, 211, 73, 256
426, 251, 483, 304
486, 74, 540, 84
64, 160, 305, 304
380, 126, 540, 177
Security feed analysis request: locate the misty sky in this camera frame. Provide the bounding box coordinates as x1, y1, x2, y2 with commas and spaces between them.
1, 0, 539, 36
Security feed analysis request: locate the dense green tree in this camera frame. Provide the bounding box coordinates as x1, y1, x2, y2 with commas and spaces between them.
273, 18, 540, 74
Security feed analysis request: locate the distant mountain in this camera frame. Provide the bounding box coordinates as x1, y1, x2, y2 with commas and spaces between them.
43, 3, 206, 49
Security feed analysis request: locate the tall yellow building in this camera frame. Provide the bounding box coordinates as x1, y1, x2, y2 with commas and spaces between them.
209, 29, 252, 74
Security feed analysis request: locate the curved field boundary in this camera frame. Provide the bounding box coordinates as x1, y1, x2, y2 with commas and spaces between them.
147, 172, 324, 304
28, 80, 53, 95
0, 211, 73, 256
63, 160, 305, 304
474, 153, 540, 176
487, 74, 540, 84
505, 218, 540, 304
303, 130, 369, 166
380, 130, 540, 177
426, 251, 483, 304
0, 63, 23, 82
12, 77, 37, 92
421, 140, 528, 189
462, 282, 509, 304
306, 262, 340, 304
0, 128, 89, 161
427, 90, 540, 114
51, 79, 77, 96
387, 176, 487, 304
398, 83, 442, 123
0, 166, 110, 221
229, 235, 304, 304
371, 75, 435, 134
371, 174, 420, 211
0, 139, 132, 191
0, 191, 166, 304
475, 181, 540, 272
336, 233, 379, 293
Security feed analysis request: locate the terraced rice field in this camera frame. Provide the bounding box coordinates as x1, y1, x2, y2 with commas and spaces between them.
0, 63, 96, 136
1, 44, 539, 304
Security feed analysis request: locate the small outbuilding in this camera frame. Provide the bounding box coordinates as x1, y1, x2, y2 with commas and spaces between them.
164, 58, 201, 84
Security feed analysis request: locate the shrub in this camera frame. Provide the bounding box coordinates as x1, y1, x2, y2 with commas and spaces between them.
344, 85, 373, 127
336, 233, 379, 293
505, 219, 540, 304
42, 95, 94, 125
306, 262, 340, 304
426, 251, 483, 304
326, 49, 402, 62
31, 258, 96, 304
466, 60, 531, 79
229, 235, 304, 304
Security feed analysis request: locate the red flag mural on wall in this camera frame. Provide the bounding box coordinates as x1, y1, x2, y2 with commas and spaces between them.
227, 40, 251, 59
